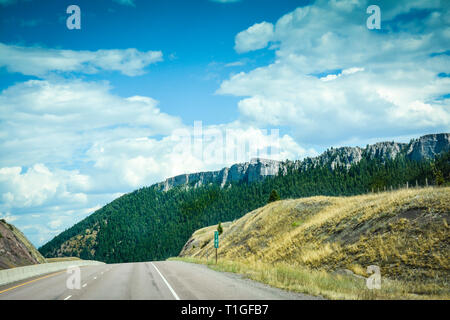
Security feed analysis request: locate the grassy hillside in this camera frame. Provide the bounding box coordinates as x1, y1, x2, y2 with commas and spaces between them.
0, 219, 47, 269
178, 187, 450, 299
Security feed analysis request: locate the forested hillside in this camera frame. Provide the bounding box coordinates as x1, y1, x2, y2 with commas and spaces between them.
38, 150, 449, 263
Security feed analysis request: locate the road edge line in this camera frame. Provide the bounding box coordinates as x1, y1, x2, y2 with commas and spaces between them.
0, 270, 65, 295
150, 262, 180, 300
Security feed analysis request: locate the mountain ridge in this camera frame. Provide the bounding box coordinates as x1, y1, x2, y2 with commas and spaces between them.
156, 133, 449, 191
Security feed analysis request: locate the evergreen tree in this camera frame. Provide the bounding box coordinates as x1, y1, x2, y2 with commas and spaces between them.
217, 222, 223, 235
268, 189, 280, 203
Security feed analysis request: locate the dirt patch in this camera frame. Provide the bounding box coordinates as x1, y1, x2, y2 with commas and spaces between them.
397, 207, 426, 220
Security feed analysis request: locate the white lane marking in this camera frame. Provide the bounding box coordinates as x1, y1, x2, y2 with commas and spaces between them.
94, 277, 97, 280
151, 262, 180, 300
64, 295, 72, 300
82, 284, 87, 288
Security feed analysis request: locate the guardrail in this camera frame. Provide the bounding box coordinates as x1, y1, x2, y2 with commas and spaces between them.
0, 260, 105, 286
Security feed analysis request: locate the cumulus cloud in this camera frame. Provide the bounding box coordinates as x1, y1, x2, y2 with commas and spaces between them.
0, 164, 89, 209
0, 43, 163, 77
220, 0, 450, 145
234, 22, 274, 53
0, 79, 182, 168
321, 67, 365, 81
0, 76, 309, 245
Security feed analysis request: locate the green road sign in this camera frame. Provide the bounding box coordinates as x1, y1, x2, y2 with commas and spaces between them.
214, 230, 219, 248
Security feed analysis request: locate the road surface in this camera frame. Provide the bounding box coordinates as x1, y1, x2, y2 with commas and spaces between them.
0, 261, 320, 300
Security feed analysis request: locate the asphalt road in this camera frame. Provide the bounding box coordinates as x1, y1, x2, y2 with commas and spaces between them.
0, 261, 320, 300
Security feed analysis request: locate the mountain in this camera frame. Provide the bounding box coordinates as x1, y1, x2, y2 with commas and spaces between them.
0, 219, 47, 269
179, 187, 450, 299
155, 158, 282, 192
156, 133, 449, 191
38, 133, 450, 263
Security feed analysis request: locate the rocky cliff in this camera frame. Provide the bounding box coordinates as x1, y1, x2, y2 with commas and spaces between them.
156, 158, 281, 191
0, 219, 47, 269
156, 133, 449, 192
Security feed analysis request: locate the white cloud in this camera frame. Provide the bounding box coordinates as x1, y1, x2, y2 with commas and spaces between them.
0, 79, 182, 168
234, 22, 274, 53
220, 0, 450, 145
0, 43, 163, 77
321, 67, 365, 81
48, 218, 63, 229
0, 164, 89, 208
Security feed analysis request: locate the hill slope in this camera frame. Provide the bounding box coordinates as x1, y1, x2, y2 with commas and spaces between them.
179, 187, 450, 298
0, 219, 47, 269
39, 133, 450, 263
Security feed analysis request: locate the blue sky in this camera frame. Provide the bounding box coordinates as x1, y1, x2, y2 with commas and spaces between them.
0, 0, 309, 125
0, 0, 449, 246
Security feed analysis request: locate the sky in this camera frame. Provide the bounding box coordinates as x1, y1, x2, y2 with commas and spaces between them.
0, 0, 449, 246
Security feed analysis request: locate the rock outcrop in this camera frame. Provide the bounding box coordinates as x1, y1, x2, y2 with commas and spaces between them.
156, 158, 281, 191
406, 133, 450, 161
155, 133, 449, 192
0, 219, 47, 269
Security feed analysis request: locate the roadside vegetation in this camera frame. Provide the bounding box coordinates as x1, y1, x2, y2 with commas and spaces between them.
46, 257, 81, 263
175, 187, 450, 300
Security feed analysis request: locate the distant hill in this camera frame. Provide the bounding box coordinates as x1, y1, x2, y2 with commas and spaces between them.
0, 219, 46, 269
179, 187, 450, 299
39, 133, 450, 263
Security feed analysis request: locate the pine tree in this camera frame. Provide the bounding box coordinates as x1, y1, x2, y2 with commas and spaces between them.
268, 189, 280, 203
217, 222, 223, 235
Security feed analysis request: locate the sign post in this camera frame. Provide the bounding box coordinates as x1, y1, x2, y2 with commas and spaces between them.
214, 230, 219, 264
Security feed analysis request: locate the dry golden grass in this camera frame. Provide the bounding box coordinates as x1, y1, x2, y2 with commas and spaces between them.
178, 187, 450, 299
46, 257, 81, 263
171, 256, 447, 300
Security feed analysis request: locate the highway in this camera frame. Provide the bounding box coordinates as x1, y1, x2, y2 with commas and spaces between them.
0, 261, 319, 300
